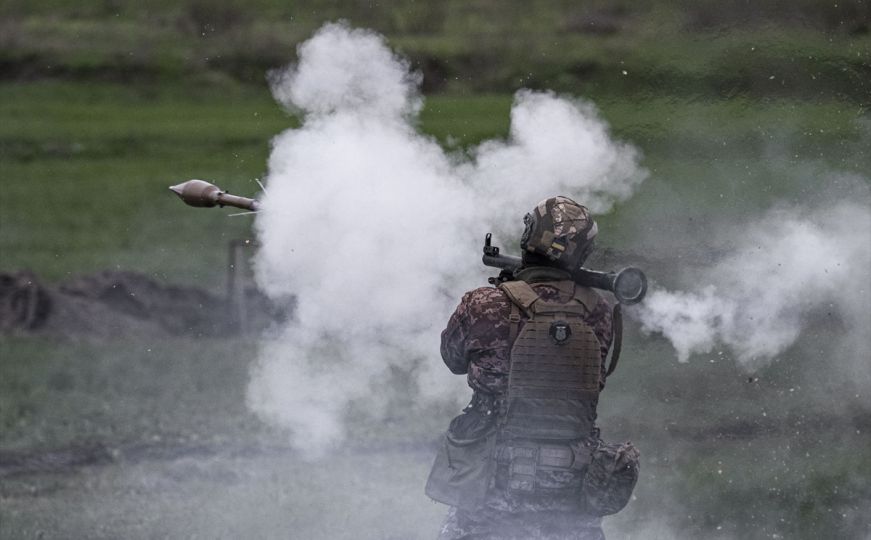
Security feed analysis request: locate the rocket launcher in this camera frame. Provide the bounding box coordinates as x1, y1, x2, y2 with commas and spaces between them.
482, 233, 647, 305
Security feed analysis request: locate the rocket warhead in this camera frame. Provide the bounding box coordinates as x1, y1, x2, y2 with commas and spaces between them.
170, 179, 221, 207
170, 179, 260, 212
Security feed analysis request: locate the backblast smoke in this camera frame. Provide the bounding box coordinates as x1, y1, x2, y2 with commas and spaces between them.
248, 22, 646, 456
248, 22, 870, 457
638, 201, 870, 351
637, 198, 871, 389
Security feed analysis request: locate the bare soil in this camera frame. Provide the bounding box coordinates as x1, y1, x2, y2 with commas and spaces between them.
0, 270, 285, 340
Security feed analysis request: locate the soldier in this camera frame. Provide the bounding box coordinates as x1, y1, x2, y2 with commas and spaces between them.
427, 196, 639, 540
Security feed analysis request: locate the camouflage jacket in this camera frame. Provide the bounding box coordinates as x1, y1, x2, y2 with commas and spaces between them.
441, 266, 613, 397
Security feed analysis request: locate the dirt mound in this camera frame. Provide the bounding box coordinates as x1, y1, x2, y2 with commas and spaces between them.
0, 270, 285, 340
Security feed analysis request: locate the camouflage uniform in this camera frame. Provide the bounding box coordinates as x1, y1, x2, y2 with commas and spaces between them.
438, 266, 613, 540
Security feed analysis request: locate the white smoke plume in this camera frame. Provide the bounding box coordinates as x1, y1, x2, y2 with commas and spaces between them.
247, 22, 646, 455
637, 200, 871, 374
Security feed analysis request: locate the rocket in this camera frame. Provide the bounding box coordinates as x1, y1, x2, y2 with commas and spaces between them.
169, 179, 260, 212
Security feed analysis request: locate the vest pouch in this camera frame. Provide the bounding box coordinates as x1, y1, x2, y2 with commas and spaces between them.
582, 440, 640, 516
425, 409, 497, 509
496, 441, 585, 494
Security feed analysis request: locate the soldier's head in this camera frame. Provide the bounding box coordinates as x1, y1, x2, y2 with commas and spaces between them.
520, 196, 597, 272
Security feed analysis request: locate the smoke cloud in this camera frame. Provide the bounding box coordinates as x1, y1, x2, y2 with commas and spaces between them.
247, 22, 646, 455
637, 200, 871, 374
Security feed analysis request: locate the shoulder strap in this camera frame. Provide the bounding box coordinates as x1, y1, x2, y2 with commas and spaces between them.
571, 285, 600, 313
507, 302, 521, 345
498, 281, 540, 317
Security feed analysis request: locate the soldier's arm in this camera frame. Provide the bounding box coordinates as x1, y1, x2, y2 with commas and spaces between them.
440, 292, 475, 374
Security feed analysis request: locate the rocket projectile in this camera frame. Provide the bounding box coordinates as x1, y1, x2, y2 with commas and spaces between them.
169, 179, 260, 212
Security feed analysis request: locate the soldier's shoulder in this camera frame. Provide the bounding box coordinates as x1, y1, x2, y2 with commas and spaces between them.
456, 286, 512, 325
461, 286, 510, 305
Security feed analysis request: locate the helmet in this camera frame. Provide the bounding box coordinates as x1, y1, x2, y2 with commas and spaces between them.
520, 196, 598, 270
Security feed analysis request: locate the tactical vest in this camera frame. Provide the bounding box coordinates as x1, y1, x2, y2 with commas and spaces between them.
498, 279, 603, 441
492, 279, 603, 495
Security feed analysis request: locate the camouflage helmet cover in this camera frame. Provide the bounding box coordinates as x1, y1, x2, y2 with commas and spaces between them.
520, 196, 598, 269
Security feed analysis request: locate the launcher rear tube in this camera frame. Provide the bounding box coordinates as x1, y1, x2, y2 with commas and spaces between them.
573, 268, 616, 291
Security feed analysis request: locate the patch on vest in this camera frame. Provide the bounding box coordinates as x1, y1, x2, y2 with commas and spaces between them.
549, 320, 572, 344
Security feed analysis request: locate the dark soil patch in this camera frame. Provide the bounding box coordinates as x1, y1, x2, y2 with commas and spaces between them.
0, 443, 114, 478
0, 270, 287, 340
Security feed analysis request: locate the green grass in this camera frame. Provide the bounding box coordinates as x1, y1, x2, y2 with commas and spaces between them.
0, 337, 263, 451
0, 84, 507, 284
0, 82, 282, 283
2, 81, 867, 284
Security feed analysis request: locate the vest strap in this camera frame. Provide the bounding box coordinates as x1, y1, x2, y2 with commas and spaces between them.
605, 303, 623, 378
571, 285, 600, 314
507, 302, 521, 345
